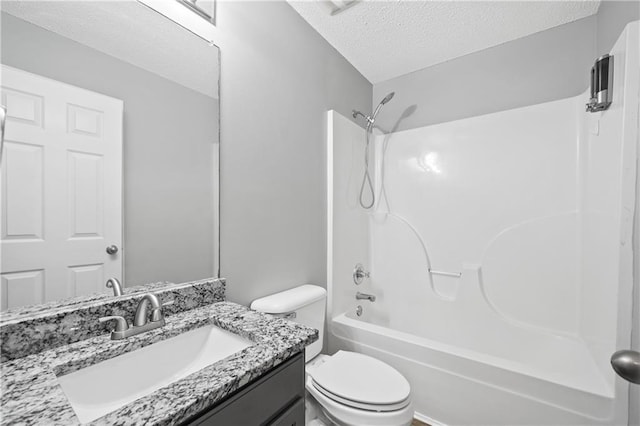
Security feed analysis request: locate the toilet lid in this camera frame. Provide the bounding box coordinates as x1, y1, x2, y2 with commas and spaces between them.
309, 351, 410, 407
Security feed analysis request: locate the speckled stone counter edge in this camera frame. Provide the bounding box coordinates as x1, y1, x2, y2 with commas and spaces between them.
1, 302, 318, 426
0, 278, 225, 362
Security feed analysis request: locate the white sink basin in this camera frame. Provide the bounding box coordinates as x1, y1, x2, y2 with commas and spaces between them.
57, 325, 252, 423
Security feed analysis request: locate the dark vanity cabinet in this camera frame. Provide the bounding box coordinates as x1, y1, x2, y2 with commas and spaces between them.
183, 352, 305, 426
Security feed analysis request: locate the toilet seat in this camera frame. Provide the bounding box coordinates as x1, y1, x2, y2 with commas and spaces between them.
310, 380, 411, 412
306, 376, 415, 426
307, 351, 411, 412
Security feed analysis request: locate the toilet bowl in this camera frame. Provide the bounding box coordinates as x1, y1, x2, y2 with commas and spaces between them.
306, 353, 414, 426
251, 285, 414, 426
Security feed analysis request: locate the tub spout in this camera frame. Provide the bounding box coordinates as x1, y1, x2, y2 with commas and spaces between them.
356, 292, 376, 302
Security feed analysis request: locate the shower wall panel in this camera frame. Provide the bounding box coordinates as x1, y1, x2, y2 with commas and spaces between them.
326, 112, 369, 319
579, 24, 639, 385
371, 97, 581, 336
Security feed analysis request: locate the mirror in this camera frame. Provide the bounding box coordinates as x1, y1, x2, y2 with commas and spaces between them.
0, 1, 220, 312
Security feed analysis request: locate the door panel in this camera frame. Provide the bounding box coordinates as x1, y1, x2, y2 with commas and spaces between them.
0, 65, 123, 310
2, 141, 44, 240
0, 270, 45, 311
68, 264, 104, 297
68, 151, 104, 238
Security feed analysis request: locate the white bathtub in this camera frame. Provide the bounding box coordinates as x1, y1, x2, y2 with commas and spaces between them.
329, 311, 619, 425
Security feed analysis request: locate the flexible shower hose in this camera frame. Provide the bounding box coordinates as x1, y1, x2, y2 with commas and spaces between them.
359, 126, 375, 209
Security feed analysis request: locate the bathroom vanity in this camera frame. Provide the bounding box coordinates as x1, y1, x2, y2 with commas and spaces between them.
184, 353, 305, 425
0, 280, 316, 425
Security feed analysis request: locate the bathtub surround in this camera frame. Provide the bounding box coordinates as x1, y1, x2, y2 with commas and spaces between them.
0, 278, 224, 362
327, 20, 638, 424
1, 302, 317, 425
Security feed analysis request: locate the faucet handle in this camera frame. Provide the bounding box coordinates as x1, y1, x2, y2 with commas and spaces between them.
353, 263, 370, 285
99, 316, 129, 332
151, 300, 174, 322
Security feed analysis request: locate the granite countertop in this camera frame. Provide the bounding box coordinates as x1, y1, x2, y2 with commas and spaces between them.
0, 279, 222, 325
1, 278, 225, 362
1, 302, 318, 425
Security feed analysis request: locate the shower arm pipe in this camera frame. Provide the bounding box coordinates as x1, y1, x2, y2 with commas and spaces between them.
352, 110, 374, 128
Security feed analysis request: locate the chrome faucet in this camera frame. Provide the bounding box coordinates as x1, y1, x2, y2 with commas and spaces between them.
99, 293, 172, 340
105, 278, 123, 296
134, 293, 163, 326
356, 291, 376, 302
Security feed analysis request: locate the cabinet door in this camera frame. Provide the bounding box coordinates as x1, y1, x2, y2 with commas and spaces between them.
185, 353, 304, 426
268, 398, 304, 426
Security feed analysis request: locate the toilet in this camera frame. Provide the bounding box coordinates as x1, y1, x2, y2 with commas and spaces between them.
251, 285, 414, 426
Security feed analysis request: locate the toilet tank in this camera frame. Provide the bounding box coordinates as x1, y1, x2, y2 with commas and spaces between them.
251, 285, 326, 360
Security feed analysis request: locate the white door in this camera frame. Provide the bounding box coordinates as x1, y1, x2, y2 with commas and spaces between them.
0, 65, 123, 310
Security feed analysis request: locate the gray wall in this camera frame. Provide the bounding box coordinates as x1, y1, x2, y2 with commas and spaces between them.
373, 15, 597, 131
597, 0, 640, 55
1, 14, 218, 287
373, 2, 640, 132
216, 1, 372, 305
633, 144, 640, 425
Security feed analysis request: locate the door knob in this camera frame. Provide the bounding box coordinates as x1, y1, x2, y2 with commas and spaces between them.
611, 350, 640, 384
106, 245, 119, 255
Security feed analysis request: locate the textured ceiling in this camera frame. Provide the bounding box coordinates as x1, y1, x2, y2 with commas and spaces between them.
288, 1, 601, 83
1, 1, 219, 98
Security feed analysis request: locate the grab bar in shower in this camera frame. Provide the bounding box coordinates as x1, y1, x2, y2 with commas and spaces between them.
429, 269, 462, 278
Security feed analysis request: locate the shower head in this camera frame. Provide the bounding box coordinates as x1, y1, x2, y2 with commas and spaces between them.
369, 91, 395, 126
351, 91, 395, 129
380, 92, 395, 105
